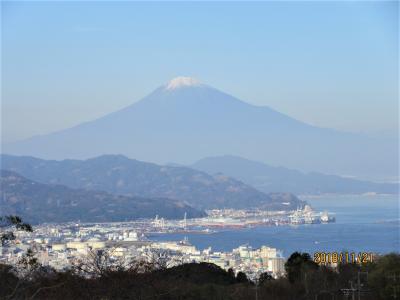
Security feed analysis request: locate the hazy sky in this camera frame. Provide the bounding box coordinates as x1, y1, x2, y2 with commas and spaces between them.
2, 1, 398, 143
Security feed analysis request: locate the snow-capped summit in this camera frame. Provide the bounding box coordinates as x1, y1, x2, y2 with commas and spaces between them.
165, 76, 202, 90
3, 77, 396, 180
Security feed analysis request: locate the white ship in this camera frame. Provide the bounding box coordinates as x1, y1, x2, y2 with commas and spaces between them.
289, 205, 334, 225
320, 211, 335, 223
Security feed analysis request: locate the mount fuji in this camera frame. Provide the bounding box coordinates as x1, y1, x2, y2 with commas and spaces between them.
3, 77, 397, 179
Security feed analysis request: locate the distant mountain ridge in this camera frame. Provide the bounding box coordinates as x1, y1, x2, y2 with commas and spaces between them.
0, 154, 303, 210
0, 170, 205, 224
191, 155, 399, 195
2, 77, 397, 180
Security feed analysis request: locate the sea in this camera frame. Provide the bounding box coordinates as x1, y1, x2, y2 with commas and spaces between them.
148, 194, 400, 257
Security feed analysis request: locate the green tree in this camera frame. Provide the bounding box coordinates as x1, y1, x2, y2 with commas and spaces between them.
285, 251, 318, 284
368, 253, 400, 300
227, 268, 236, 283
236, 271, 249, 283
0, 215, 32, 246
259, 272, 274, 285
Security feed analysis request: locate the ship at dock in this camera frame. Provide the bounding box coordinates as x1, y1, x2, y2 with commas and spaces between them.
289, 205, 335, 225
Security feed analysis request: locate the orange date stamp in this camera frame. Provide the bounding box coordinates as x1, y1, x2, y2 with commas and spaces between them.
314, 252, 374, 265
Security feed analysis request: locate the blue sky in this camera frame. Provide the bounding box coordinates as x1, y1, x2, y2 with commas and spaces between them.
2, 1, 398, 143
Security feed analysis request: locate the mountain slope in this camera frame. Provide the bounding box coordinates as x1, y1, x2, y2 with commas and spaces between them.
0, 170, 205, 224
192, 155, 398, 195
3, 77, 397, 179
0, 154, 303, 210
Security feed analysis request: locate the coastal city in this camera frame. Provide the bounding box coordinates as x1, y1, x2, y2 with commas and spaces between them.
0, 206, 335, 280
